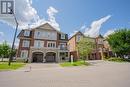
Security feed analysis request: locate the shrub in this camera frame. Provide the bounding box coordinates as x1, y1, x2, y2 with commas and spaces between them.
107, 57, 130, 62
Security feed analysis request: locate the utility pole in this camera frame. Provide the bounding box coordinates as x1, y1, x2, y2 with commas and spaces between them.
8, 9, 18, 66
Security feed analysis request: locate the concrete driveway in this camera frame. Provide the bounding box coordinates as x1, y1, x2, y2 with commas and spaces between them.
0, 61, 130, 87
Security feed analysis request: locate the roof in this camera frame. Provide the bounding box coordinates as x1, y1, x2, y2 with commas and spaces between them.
17, 23, 67, 38
97, 34, 104, 38
69, 31, 84, 40
69, 31, 95, 40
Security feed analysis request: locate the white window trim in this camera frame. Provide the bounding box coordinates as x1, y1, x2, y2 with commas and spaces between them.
34, 40, 44, 48
61, 34, 65, 39
76, 35, 81, 42
20, 50, 28, 58
22, 40, 30, 47
24, 30, 30, 36
47, 41, 56, 48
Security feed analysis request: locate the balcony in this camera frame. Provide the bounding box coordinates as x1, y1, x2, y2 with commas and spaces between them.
58, 45, 69, 51
30, 46, 59, 50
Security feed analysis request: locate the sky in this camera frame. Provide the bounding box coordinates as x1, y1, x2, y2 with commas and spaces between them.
0, 0, 130, 47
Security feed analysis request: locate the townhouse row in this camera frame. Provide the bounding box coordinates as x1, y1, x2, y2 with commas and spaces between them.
16, 23, 112, 63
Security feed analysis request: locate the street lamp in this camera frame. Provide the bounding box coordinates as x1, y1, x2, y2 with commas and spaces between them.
8, 9, 18, 66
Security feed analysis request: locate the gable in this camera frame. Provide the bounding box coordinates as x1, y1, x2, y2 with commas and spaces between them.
36, 23, 56, 31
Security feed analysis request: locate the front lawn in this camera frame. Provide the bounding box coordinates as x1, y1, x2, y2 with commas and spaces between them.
0, 62, 26, 71
60, 61, 90, 67
107, 57, 130, 62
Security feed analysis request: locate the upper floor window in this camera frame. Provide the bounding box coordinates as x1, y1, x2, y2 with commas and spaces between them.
76, 35, 81, 42
47, 42, 56, 48
34, 30, 57, 40
59, 43, 67, 50
20, 50, 28, 58
24, 30, 30, 36
35, 31, 41, 38
22, 40, 30, 47
34, 40, 44, 48
98, 38, 104, 44
61, 34, 65, 39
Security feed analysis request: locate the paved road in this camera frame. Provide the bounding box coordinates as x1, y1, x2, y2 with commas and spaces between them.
0, 61, 130, 87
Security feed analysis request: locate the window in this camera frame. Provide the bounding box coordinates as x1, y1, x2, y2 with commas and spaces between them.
47, 42, 56, 48
34, 40, 44, 48
20, 50, 28, 58
34, 31, 42, 39
61, 34, 65, 39
59, 43, 66, 50
24, 30, 30, 36
76, 35, 81, 42
98, 38, 103, 44
22, 40, 30, 47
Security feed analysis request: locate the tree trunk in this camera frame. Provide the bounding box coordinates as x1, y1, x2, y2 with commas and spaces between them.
1, 56, 3, 62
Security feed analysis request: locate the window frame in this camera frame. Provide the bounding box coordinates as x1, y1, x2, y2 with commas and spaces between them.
24, 30, 30, 36
47, 41, 56, 48
34, 40, 44, 48
22, 40, 30, 47
61, 34, 65, 39
20, 50, 28, 58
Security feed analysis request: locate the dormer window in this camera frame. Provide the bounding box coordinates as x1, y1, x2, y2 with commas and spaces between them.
61, 34, 65, 39
24, 30, 30, 36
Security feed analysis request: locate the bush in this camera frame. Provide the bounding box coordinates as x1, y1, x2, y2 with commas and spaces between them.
107, 57, 130, 62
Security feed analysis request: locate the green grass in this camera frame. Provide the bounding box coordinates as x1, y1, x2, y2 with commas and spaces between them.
0, 62, 26, 71
60, 61, 90, 67
107, 57, 130, 62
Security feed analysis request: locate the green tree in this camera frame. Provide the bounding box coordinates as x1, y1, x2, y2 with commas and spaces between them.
107, 29, 130, 58
0, 44, 2, 58
77, 37, 95, 62
0, 41, 11, 61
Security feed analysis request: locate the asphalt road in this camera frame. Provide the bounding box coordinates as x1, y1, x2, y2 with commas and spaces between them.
0, 61, 130, 87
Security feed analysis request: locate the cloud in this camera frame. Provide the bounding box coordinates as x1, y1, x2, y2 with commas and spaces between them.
0, 32, 4, 36
80, 25, 86, 30
69, 25, 86, 37
47, 6, 60, 31
84, 15, 111, 37
0, 1, 60, 31
0, 0, 45, 29
104, 29, 115, 37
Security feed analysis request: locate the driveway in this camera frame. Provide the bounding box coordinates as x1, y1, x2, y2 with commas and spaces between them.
0, 61, 130, 87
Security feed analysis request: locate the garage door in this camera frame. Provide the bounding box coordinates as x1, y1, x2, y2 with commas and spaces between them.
45, 52, 56, 62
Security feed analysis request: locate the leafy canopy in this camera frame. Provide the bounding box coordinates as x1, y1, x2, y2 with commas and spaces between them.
76, 37, 95, 60
107, 29, 130, 57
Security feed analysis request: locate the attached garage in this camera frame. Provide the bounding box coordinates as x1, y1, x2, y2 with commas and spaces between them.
45, 52, 56, 62
32, 52, 43, 63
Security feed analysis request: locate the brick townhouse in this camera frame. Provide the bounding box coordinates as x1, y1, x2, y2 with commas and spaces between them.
68, 31, 112, 61
17, 23, 69, 63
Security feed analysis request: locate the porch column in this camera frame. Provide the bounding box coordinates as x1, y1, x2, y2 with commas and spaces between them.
56, 52, 60, 63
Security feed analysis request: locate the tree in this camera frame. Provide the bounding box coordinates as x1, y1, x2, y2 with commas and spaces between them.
107, 29, 130, 58
0, 44, 2, 58
0, 41, 11, 61
77, 37, 95, 62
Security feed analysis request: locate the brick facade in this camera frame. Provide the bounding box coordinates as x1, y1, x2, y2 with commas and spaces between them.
17, 23, 69, 63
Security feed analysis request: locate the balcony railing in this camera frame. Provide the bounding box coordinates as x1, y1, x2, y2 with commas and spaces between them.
30, 46, 69, 50
59, 47, 68, 50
